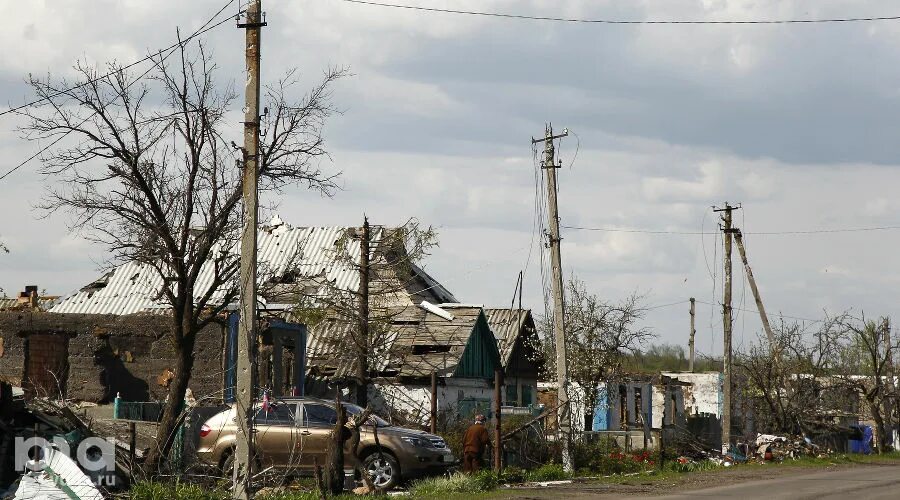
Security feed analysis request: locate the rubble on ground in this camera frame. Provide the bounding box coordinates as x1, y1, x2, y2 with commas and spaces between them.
0, 382, 140, 498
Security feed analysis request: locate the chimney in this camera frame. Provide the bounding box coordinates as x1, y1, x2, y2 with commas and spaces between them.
17, 285, 39, 308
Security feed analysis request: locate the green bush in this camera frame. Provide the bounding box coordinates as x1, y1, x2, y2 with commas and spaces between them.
499, 466, 526, 484
524, 463, 570, 482
408, 470, 499, 496
129, 481, 229, 500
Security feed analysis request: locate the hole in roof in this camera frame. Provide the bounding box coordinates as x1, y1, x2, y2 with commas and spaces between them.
412, 345, 451, 355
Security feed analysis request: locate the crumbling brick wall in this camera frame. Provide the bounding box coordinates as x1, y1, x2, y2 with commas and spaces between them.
0, 311, 224, 403
23, 333, 70, 399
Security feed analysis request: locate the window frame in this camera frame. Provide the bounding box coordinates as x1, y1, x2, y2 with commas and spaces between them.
252, 401, 299, 427
300, 402, 339, 428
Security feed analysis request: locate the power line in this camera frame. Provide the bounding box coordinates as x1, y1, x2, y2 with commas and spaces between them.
645, 299, 689, 311
0, 1, 240, 182
562, 224, 900, 235
0, 1, 240, 122
694, 299, 824, 324
340, 0, 900, 25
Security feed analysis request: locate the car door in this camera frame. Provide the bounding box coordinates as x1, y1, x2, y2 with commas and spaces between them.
297, 402, 338, 468
252, 401, 299, 469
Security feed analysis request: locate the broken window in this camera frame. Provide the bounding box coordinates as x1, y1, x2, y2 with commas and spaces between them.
521, 384, 533, 406
505, 384, 518, 405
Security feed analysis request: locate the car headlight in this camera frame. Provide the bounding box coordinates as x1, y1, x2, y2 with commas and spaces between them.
401, 436, 430, 448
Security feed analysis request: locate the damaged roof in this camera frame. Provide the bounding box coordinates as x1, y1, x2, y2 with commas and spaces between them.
306, 303, 501, 380
482, 307, 534, 365
50, 218, 456, 315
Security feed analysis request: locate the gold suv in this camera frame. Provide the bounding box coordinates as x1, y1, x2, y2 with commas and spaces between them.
196, 397, 455, 489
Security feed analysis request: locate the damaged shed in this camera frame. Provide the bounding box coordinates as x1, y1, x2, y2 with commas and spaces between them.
0, 310, 222, 403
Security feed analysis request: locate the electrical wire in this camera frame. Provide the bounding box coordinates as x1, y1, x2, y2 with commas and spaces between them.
339, 0, 900, 25
644, 299, 688, 311
561, 224, 900, 235
0, 0, 241, 182
694, 298, 824, 324
0, 1, 240, 122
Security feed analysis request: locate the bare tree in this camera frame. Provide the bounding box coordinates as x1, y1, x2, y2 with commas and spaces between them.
19, 40, 345, 472
837, 316, 900, 452
298, 219, 438, 406
539, 277, 653, 425
736, 315, 850, 436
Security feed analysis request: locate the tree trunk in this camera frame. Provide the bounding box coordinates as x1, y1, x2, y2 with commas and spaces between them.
870, 396, 887, 454
144, 322, 197, 473
356, 218, 370, 408
325, 400, 347, 494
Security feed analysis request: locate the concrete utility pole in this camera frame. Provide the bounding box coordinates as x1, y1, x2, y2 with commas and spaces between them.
430, 371, 438, 434
734, 230, 778, 356
533, 124, 573, 472
689, 297, 696, 372
714, 202, 739, 455
357, 216, 370, 407
493, 369, 503, 473
883, 318, 896, 447
235, 1, 264, 498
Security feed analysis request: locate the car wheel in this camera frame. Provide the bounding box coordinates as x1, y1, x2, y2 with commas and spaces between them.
363, 452, 400, 490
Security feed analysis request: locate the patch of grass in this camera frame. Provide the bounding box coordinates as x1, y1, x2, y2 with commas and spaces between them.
408, 470, 499, 497
260, 492, 357, 500
524, 463, 571, 482
664, 458, 721, 474
129, 480, 229, 500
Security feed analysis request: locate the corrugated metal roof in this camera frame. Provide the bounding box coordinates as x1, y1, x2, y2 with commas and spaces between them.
51, 220, 456, 315
483, 308, 533, 365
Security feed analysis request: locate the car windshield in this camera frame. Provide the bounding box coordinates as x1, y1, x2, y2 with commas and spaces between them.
343, 403, 390, 427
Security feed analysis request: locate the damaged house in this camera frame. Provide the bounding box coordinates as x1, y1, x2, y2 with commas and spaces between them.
0, 217, 541, 424
306, 303, 543, 424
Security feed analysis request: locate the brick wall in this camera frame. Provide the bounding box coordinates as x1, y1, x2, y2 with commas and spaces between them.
23, 333, 69, 399
0, 311, 225, 403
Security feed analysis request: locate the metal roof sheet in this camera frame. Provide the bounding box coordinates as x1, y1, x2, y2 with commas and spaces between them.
483, 308, 533, 365
51, 220, 455, 315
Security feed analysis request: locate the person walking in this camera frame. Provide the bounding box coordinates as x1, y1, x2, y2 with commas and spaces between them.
462, 414, 491, 473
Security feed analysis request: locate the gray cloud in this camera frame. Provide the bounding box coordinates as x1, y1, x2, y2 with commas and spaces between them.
5, 1, 900, 352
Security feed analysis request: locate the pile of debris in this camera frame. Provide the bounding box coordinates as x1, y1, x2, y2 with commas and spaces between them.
0, 382, 138, 499
752, 433, 821, 462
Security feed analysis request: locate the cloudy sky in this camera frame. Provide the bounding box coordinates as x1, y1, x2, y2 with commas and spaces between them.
4, 0, 900, 356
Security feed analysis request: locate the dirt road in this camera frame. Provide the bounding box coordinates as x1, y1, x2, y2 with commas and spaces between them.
501, 462, 900, 499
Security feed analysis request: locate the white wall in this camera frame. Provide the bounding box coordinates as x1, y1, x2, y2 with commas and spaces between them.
369, 377, 494, 425
662, 372, 722, 417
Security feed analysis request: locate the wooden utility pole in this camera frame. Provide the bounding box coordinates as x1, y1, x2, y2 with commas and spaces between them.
532, 124, 573, 472
493, 369, 503, 472
734, 230, 778, 355
235, 2, 264, 498
714, 202, 739, 454
689, 297, 696, 372
356, 216, 370, 407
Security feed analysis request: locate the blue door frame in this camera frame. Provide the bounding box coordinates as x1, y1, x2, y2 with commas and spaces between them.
224, 313, 307, 403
